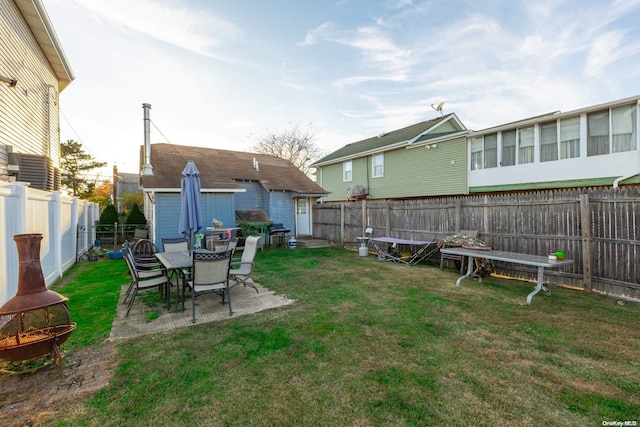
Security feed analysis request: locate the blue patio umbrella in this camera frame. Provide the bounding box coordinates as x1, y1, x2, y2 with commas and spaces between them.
179, 161, 203, 251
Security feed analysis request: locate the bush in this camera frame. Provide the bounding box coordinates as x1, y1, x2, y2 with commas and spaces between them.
125, 203, 146, 225
99, 204, 119, 225
238, 221, 271, 237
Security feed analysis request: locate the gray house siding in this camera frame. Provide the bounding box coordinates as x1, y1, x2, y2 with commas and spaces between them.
268, 192, 295, 233
154, 192, 235, 251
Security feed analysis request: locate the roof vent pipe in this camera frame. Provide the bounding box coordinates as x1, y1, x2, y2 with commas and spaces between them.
141, 103, 153, 176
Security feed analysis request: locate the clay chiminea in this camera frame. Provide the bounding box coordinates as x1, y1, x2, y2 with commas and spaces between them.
0, 233, 76, 371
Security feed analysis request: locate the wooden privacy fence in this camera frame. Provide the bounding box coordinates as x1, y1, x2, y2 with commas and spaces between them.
312, 186, 640, 301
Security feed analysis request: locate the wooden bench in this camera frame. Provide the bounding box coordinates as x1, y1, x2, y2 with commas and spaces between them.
438, 247, 573, 304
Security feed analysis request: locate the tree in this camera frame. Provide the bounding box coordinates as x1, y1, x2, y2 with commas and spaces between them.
125, 203, 146, 225
99, 203, 119, 225
87, 179, 112, 211
252, 123, 324, 176
61, 140, 107, 197
120, 191, 144, 214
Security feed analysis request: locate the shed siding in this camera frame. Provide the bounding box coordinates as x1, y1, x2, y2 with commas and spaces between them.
235, 181, 268, 213
201, 192, 235, 230
268, 191, 294, 232
0, 0, 61, 183
154, 192, 235, 250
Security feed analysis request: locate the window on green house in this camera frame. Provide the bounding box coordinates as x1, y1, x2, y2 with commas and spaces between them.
372, 154, 384, 178
343, 160, 352, 182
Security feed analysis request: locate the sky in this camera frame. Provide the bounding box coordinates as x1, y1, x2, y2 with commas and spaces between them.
42, 0, 640, 178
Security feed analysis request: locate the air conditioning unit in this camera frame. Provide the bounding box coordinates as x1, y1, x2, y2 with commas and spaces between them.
7, 153, 58, 191
7, 152, 20, 174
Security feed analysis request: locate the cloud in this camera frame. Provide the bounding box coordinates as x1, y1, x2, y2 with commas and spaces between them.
66, 0, 242, 58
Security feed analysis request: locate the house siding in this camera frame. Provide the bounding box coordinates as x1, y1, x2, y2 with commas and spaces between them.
319, 135, 468, 201
468, 97, 640, 191
0, 0, 61, 182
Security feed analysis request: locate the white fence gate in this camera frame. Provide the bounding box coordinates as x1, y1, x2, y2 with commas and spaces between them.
0, 182, 99, 305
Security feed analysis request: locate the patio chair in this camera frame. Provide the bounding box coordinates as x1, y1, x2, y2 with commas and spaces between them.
131, 228, 148, 243
122, 246, 166, 300
230, 235, 260, 293
183, 250, 234, 322
123, 249, 171, 317
227, 237, 240, 256
440, 230, 479, 273
122, 242, 163, 271
131, 238, 158, 260
162, 237, 189, 253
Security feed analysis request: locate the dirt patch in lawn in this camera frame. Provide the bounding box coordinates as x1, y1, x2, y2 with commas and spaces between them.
0, 343, 116, 426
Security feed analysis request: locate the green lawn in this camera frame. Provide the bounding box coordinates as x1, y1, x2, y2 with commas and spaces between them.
25, 248, 640, 425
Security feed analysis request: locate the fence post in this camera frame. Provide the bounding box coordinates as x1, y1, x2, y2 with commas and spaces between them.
454, 199, 461, 232
385, 202, 391, 236
579, 194, 592, 292
340, 203, 345, 245
52, 191, 62, 280
361, 198, 366, 234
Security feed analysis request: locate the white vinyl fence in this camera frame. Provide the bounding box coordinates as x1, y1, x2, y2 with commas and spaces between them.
0, 182, 99, 305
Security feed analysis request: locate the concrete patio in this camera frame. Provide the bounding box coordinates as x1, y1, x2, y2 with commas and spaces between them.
110, 278, 294, 340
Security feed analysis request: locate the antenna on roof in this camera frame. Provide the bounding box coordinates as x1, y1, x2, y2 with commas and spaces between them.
431, 101, 445, 116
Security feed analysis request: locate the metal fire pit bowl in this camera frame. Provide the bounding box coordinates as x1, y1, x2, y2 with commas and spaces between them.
0, 303, 76, 363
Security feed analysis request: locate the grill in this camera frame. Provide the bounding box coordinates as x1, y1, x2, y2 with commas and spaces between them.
267, 223, 290, 248
0, 234, 76, 374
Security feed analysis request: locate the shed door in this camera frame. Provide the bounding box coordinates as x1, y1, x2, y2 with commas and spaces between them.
296, 198, 311, 236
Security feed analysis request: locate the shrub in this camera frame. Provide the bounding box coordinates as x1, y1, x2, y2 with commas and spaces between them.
125, 203, 146, 225
99, 204, 119, 225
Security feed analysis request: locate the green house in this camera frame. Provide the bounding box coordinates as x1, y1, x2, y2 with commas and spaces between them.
312, 114, 469, 202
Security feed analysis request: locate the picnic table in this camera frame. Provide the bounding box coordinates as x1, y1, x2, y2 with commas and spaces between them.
439, 247, 573, 304
370, 236, 439, 266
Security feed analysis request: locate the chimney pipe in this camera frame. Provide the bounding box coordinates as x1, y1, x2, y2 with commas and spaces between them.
141, 103, 153, 176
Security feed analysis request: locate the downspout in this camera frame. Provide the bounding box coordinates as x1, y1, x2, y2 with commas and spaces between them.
613, 173, 638, 189
140, 103, 153, 176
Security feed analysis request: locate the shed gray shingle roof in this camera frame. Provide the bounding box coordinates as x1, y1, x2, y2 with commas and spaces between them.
140, 143, 328, 195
